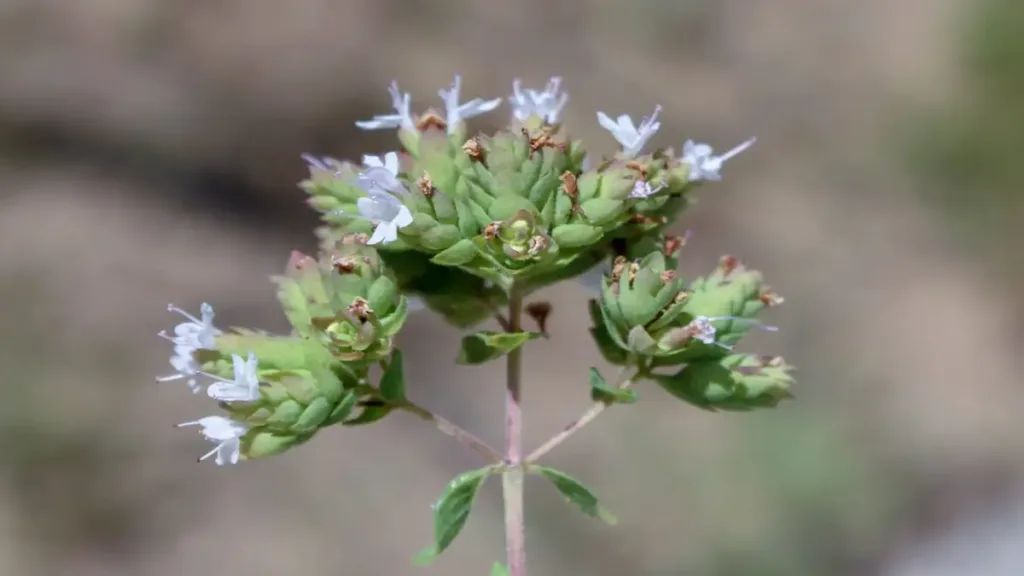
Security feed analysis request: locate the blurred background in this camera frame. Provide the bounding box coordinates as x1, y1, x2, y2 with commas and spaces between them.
2, 0, 1023, 574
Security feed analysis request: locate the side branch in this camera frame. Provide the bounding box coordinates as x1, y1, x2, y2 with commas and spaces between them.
401, 403, 502, 463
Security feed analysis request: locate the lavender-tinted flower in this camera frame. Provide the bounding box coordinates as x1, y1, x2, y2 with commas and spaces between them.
177, 416, 248, 465
439, 74, 502, 134
596, 105, 662, 158
355, 81, 416, 131
358, 152, 406, 196
301, 154, 345, 176
682, 137, 756, 182
156, 344, 203, 393
509, 77, 569, 124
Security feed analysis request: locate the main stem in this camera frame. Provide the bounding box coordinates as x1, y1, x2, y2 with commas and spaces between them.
503, 291, 527, 576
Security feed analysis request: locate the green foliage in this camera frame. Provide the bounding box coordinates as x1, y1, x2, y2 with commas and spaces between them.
651, 354, 795, 411
414, 466, 498, 565
588, 367, 638, 405
531, 466, 618, 524
456, 331, 544, 365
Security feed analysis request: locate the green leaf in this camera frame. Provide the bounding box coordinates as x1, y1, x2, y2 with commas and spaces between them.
651, 354, 795, 411
588, 368, 637, 404
491, 562, 510, 576
414, 467, 495, 564
323, 391, 359, 426
431, 238, 480, 266
550, 223, 603, 249
343, 403, 393, 426
531, 466, 617, 524
456, 331, 543, 365
379, 350, 406, 403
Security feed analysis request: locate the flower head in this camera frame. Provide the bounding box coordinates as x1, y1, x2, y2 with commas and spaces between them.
439, 74, 502, 134
177, 416, 248, 465
355, 81, 416, 132
509, 77, 569, 124
682, 137, 756, 182
597, 105, 662, 158
204, 352, 261, 402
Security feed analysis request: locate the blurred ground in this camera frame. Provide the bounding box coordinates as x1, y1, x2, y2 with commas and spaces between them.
2, 0, 1023, 575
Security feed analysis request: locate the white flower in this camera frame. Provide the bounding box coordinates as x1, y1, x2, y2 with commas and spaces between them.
596, 105, 662, 158
509, 77, 569, 124
358, 152, 405, 195
156, 303, 221, 393
156, 344, 203, 393
688, 315, 778, 349
358, 190, 414, 245
161, 303, 220, 350
681, 137, 756, 182
177, 416, 248, 465
355, 81, 416, 132
438, 74, 502, 134
628, 179, 666, 199
205, 352, 261, 402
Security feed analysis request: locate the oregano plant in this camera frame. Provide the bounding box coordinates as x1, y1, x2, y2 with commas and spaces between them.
157, 74, 793, 575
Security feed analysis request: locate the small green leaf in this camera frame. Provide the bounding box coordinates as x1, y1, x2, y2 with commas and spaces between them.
550, 223, 603, 249
431, 238, 480, 266
652, 354, 795, 411
588, 368, 637, 404
323, 391, 359, 426
491, 562, 510, 576
456, 331, 543, 365
380, 350, 406, 403
626, 325, 658, 355
343, 403, 393, 426
531, 466, 617, 524
414, 467, 495, 564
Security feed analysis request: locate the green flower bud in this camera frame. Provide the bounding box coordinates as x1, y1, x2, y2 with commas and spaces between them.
271, 246, 407, 363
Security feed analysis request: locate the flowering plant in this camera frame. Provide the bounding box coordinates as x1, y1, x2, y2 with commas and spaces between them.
156, 74, 792, 575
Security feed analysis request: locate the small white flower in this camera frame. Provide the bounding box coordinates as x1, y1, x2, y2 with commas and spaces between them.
596, 105, 662, 158
682, 137, 756, 182
439, 74, 502, 134
509, 77, 569, 124
358, 152, 405, 195
355, 81, 416, 132
161, 303, 220, 350
628, 179, 666, 199
356, 190, 414, 245
689, 315, 778, 349
177, 415, 248, 465
205, 352, 261, 402
156, 344, 203, 393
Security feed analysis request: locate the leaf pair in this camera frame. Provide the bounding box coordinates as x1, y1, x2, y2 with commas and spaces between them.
414, 465, 615, 566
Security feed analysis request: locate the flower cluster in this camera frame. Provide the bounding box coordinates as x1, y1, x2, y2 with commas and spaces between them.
157, 303, 256, 465
154, 71, 794, 571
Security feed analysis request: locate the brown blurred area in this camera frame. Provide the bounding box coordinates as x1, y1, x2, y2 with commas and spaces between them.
2, 0, 1024, 574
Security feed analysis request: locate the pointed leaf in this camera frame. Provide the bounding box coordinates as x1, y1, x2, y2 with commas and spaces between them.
456, 331, 543, 365
379, 350, 406, 403
531, 466, 617, 524
588, 368, 637, 404
414, 467, 495, 564
343, 403, 393, 426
